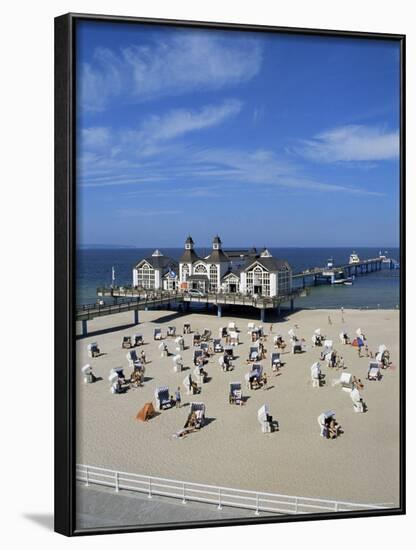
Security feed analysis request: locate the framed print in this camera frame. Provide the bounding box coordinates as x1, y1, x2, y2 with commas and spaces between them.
54, 13, 405, 536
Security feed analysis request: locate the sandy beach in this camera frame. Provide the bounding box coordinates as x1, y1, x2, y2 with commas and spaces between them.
76, 306, 400, 512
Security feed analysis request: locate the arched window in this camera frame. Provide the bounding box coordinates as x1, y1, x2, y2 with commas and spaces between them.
195, 264, 208, 274
182, 264, 189, 281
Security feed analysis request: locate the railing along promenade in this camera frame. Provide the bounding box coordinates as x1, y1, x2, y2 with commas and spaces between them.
77, 464, 392, 516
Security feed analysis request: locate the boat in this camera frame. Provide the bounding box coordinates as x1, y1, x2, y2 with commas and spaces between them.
349, 252, 360, 265
379, 250, 391, 264
343, 279, 353, 286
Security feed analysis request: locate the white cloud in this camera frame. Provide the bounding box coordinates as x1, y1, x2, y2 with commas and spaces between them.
297, 125, 399, 162
81, 127, 111, 149
133, 99, 242, 149
79, 32, 262, 111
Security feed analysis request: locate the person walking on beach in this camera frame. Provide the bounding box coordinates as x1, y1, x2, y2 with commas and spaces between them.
328, 315, 332, 325
262, 372, 268, 390
341, 307, 344, 323
175, 387, 181, 408
140, 350, 146, 364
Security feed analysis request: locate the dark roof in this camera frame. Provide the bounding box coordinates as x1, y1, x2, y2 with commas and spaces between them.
244, 257, 291, 272
205, 249, 230, 263
212, 235, 222, 244
135, 256, 178, 271
180, 249, 201, 263
187, 274, 209, 281
224, 248, 257, 258
185, 235, 194, 244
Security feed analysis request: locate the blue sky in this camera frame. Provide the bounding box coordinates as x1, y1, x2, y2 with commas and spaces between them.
76, 21, 401, 247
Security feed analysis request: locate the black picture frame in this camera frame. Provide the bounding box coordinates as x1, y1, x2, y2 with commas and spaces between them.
54, 12, 406, 537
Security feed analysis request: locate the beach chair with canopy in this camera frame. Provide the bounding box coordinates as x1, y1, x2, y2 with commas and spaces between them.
81, 364, 96, 384
311, 329, 324, 347
224, 346, 234, 358
183, 374, 199, 395
339, 372, 353, 391
246, 364, 263, 389
229, 382, 243, 405
368, 361, 381, 381
136, 402, 155, 422
229, 331, 239, 346
172, 354, 183, 372
193, 333, 201, 346
376, 345, 390, 367
201, 328, 212, 341
193, 349, 204, 366
154, 386, 172, 410
258, 404, 272, 433
350, 388, 365, 413
310, 362, 322, 387
193, 365, 208, 385
184, 402, 206, 430
122, 336, 132, 349
154, 328, 162, 340
220, 326, 228, 338
200, 342, 209, 353
228, 321, 237, 331
247, 322, 255, 333
133, 333, 143, 346
87, 342, 100, 358
248, 346, 260, 362
183, 323, 191, 334
175, 336, 185, 352
213, 339, 223, 353
167, 326, 176, 337
159, 342, 169, 357
109, 370, 124, 394
270, 352, 281, 373
317, 410, 335, 437
251, 329, 261, 342
339, 332, 350, 345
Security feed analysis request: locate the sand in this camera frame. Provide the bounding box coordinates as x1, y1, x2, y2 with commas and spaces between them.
76, 307, 400, 509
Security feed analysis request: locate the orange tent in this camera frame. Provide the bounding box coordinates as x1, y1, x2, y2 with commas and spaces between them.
136, 402, 155, 422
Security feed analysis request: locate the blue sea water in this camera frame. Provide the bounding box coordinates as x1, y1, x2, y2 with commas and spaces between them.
76, 247, 400, 309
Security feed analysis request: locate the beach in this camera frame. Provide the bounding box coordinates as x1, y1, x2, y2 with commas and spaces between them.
76, 306, 400, 517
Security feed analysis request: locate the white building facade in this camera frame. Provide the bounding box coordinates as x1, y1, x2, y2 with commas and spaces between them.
133, 236, 292, 297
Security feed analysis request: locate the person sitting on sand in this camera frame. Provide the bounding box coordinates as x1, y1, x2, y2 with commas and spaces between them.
352, 376, 364, 390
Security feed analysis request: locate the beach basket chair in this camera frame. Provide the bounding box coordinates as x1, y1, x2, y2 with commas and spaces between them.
228, 321, 237, 331
193, 365, 208, 385
81, 364, 95, 384
133, 333, 143, 346
154, 328, 162, 340
183, 323, 191, 334
87, 342, 100, 358
188, 402, 206, 428
251, 329, 261, 342
258, 404, 272, 433
368, 361, 381, 381
175, 336, 185, 352
122, 336, 132, 349
249, 346, 260, 362
229, 331, 239, 346
167, 326, 176, 337
201, 328, 212, 341
172, 354, 183, 372
220, 326, 228, 338
213, 339, 223, 353
271, 352, 281, 372
317, 410, 335, 437
310, 362, 321, 388
193, 349, 204, 366
350, 388, 365, 413
339, 372, 353, 391
229, 382, 243, 405
159, 342, 169, 357
154, 386, 172, 410
223, 345, 233, 358
193, 333, 201, 346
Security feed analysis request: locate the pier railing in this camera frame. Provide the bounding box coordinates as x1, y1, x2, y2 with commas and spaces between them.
76, 464, 391, 516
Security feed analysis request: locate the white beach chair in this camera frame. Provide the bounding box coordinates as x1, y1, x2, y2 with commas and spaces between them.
81, 364, 94, 384
87, 342, 100, 358
159, 342, 169, 357
339, 372, 353, 392
368, 361, 381, 381
229, 382, 243, 405
175, 336, 185, 352
228, 321, 237, 331
350, 388, 365, 413
172, 354, 183, 372
310, 362, 321, 388
258, 404, 272, 433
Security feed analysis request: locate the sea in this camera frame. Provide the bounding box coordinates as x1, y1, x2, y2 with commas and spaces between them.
76, 247, 400, 310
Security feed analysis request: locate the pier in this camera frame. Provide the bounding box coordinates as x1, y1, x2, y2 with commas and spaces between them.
293, 257, 387, 287
76, 289, 303, 336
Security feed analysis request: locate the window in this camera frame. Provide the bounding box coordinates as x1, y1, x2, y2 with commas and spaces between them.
182, 264, 189, 282
136, 263, 155, 289
209, 265, 218, 291
246, 264, 271, 296
195, 264, 208, 274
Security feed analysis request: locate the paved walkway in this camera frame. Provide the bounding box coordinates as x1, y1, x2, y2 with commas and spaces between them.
76, 483, 260, 530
